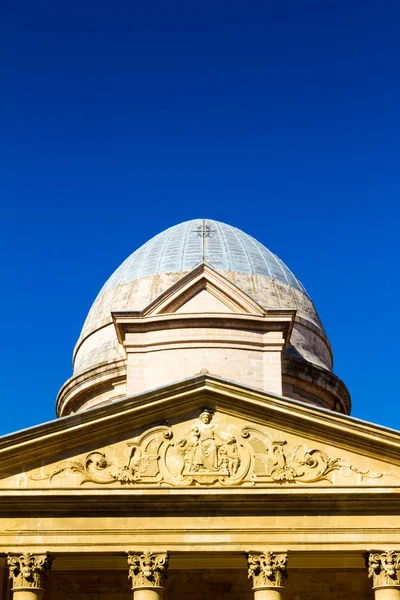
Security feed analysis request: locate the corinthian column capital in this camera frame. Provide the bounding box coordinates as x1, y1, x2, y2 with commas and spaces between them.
7, 552, 53, 591
367, 551, 400, 589
127, 552, 169, 590
247, 551, 288, 589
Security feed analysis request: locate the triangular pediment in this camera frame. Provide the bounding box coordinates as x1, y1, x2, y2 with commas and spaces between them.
142, 263, 266, 316
1, 375, 400, 500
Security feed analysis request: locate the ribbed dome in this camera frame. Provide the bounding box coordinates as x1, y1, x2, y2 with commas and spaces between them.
100, 219, 308, 297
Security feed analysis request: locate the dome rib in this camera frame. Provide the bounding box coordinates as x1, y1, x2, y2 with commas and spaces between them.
226, 223, 253, 274
155, 223, 177, 275
240, 228, 274, 279
179, 221, 192, 271
213, 220, 232, 271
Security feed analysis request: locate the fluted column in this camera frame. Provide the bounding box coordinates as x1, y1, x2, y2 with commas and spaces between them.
127, 551, 169, 600
247, 551, 288, 600
367, 552, 400, 600
7, 553, 53, 600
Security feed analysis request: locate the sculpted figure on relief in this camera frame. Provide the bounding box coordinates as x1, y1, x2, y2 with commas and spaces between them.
175, 408, 241, 478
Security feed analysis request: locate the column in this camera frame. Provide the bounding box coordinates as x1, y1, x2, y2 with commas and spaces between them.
127, 551, 169, 600
367, 551, 400, 600
247, 551, 288, 600
7, 553, 53, 600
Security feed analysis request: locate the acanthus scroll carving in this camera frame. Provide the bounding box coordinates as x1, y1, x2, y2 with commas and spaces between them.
248, 551, 288, 588
7, 552, 53, 590
127, 552, 169, 588
29, 410, 395, 488
31, 427, 173, 485
242, 426, 340, 483
367, 551, 400, 588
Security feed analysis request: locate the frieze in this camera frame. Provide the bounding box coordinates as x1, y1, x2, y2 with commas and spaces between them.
30, 409, 396, 487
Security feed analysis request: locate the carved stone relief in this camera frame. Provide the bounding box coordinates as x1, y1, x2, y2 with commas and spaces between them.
8, 552, 53, 590
248, 551, 288, 588
29, 409, 397, 488
127, 552, 169, 588
168, 408, 248, 485
367, 551, 400, 589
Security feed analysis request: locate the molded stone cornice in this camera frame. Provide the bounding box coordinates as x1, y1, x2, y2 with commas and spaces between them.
7, 552, 53, 590
127, 551, 169, 589
367, 551, 400, 589
247, 551, 288, 589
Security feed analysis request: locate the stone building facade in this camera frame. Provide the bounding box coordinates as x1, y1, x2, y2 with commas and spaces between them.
0, 219, 399, 600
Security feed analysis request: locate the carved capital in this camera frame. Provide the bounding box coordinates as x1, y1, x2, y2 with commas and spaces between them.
7, 552, 53, 590
127, 552, 169, 589
367, 551, 400, 589
247, 551, 288, 589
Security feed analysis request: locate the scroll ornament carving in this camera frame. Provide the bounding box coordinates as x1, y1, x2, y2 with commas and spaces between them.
367, 551, 400, 588
7, 552, 53, 590
248, 551, 288, 588
30, 410, 394, 488
127, 552, 169, 588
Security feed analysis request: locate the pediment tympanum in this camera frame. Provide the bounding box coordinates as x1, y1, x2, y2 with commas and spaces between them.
6, 406, 400, 490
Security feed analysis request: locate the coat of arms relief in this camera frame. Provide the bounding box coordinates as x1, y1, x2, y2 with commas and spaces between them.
30, 409, 394, 487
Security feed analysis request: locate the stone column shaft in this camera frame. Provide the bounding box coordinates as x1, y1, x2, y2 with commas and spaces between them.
133, 589, 164, 600
374, 590, 400, 600
247, 551, 288, 600
253, 589, 283, 600
12, 593, 43, 600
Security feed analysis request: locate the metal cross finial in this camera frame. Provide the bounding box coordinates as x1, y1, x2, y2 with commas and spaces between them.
193, 219, 215, 261
194, 219, 213, 239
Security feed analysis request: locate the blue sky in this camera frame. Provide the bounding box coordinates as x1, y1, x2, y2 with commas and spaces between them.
1, 0, 399, 435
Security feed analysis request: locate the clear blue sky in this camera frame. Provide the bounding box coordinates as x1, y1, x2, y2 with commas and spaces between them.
1, 0, 399, 435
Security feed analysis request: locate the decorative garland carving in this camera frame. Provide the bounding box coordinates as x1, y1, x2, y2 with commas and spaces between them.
248, 551, 288, 588
30, 410, 395, 488
367, 551, 400, 588
127, 552, 169, 588
8, 552, 53, 590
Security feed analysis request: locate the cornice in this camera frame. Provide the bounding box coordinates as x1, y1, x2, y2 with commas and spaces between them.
56, 359, 127, 417
282, 356, 351, 414
1, 375, 400, 473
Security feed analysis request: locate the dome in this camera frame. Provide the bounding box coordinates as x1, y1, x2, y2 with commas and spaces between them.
57, 219, 350, 417
99, 219, 308, 297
